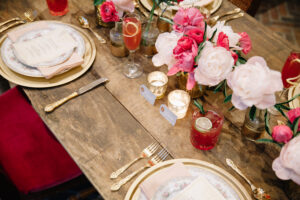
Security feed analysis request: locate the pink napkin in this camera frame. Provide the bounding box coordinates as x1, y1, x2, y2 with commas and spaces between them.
140, 162, 192, 200
7, 21, 83, 79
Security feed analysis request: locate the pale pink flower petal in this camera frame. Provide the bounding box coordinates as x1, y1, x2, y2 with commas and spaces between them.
112, 0, 134, 17
239, 32, 252, 54
187, 72, 196, 90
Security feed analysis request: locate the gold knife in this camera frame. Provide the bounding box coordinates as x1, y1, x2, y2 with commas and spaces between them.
44, 77, 108, 113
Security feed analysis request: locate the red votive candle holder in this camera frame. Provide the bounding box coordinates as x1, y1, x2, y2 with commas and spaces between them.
46, 0, 69, 16
190, 108, 224, 150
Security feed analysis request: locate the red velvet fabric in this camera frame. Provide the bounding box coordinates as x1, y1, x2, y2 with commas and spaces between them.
0, 87, 82, 194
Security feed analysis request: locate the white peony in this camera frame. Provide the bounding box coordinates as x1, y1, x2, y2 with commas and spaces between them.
194, 42, 234, 87
272, 136, 300, 185
152, 31, 182, 69
207, 21, 241, 49
227, 56, 283, 110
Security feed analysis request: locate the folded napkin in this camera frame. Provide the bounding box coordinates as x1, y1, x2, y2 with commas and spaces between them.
171, 176, 226, 200
7, 22, 83, 79
140, 162, 192, 200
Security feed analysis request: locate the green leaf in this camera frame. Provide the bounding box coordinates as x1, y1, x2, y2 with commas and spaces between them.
159, 17, 174, 25
264, 110, 271, 136
276, 93, 300, 106
292, 117, 300, 136
228, 106, 235, 111
276, 104, 291, 111
209, 29, 217, 42
256, 139, 283, 147
249, 106, 256, 121
94, 0, 102, 5
223, 80, 227, 97
224, 94, 232, 103
274, 105, 289, 120
194, 100, 205, 115
213, 80, 225, 93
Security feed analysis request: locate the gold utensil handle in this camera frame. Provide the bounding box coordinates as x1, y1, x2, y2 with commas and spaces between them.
224, 13, 244, 23
44, 92, 78, 113
88, 28, 106, 44
110, 156, 143, 179
0, 17, 21, 28
220, 8, 241, 18
0, 20, 25, 33
111, 165, 149, 191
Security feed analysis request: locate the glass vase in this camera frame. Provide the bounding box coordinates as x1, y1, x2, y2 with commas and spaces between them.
177, 73, 206, 99
157, 17, 170, 33
140, 20, 159, 57
109, 22, 129, 58
241, 108, 265, 140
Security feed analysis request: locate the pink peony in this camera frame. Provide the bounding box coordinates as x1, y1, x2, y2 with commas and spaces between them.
272, 125, 293, 143
272, 136, 300, 185
216, 32, 229, 50
287, 108, 300, 131
173, 8, 205, 33
239, 32, 252, 54
185, 28, 204, 44
174, 36, 194, 53
111, 0, 134, 17
231, 50, 238, 64
100, 1, 119, 23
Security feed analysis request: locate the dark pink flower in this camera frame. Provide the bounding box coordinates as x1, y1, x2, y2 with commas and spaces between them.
217, 32, 229, 50
100, 1, 119, 23
239, 32, 252, 54
185, 28, 204, 44
287, 108, 300, 131
173, 8, 205, 33
176, 36, 194, 51
231, 50, 238, 64
272, 125, 293, 143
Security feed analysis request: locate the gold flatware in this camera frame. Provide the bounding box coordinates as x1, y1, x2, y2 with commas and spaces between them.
208, 8, 241, 25
111, 148, 169, 191
44, 77, 108, 113
77, 16, 106, 44
135, 0, 149, 18
224, 12, 244, 24
226, 159, 271, 200
110, 143, 159, 179
0, 9, 37, 33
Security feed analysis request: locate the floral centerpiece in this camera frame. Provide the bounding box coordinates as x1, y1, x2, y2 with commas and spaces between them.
94, 0, 134, 26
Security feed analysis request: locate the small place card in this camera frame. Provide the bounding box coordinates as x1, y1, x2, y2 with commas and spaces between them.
140, 85, 156, 105
160, 104, 177, 126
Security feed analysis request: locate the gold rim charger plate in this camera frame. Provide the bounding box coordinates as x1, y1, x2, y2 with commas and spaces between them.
125, 158, 251, 200
0, 20, 96, 88
139, 0, 222, 18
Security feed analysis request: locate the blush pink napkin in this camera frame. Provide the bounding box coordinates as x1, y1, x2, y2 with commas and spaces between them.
140, 162, 192, 200
7, 21, 83, 79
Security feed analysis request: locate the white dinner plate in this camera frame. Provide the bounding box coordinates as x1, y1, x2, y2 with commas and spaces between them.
1, 22, 85, 77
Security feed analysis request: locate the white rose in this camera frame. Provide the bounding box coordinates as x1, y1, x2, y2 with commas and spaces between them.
152, 31, 182, 69
227, 56, 283, 110
207, 21, 241, 49
272, 136, 300, 185
195, 43, 234, 87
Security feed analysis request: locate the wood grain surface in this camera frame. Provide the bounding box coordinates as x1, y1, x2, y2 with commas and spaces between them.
0, 0, 296, 199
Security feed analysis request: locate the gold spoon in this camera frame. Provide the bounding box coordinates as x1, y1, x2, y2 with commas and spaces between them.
208, 8, 241, 25
226, 159, 271, 200
224, 12, 244, 24
77, 16, 106, 44
0, 9, 37, 33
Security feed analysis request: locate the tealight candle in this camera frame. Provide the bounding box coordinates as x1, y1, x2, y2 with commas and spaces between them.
168, 90, 190, 119
147, 71, 168, 99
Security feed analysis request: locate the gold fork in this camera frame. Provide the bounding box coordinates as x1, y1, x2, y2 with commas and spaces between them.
208, 8, 241, 25
110, 148, 169, 191
0, 9, 37, 33
110, 142, 159, 179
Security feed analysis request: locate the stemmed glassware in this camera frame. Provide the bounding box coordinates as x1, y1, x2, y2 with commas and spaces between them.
122, 13, 143, 78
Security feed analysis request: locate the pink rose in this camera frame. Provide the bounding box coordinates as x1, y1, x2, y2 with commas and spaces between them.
100, 1, 119, 23
173, 8, 205, 33
174, 36, 194, 52
287, 108, 300, 131
272, 136, 300, 185
272, 125, 293, 143
239, 32, 252, 54
216, 32, 229, 50
185, 28, 204, 44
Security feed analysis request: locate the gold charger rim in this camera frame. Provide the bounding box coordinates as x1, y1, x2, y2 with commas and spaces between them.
139, 0, 223, 19
124, 158, 251, 200
0, 20, 96, 88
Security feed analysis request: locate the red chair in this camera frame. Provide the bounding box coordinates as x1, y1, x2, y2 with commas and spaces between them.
0, 87, 82, 197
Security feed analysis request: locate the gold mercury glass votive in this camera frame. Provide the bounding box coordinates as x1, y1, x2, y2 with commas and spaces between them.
168, 90, 191, 119
147, 71, 168, 99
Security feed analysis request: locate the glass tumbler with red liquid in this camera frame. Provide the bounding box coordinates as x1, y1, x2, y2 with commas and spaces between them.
122, 13, 143, 78
46, 0, 69, 16
190, 109, 224, 150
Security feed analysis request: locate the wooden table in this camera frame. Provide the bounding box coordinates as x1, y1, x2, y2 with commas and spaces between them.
0, 0, 297, 199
